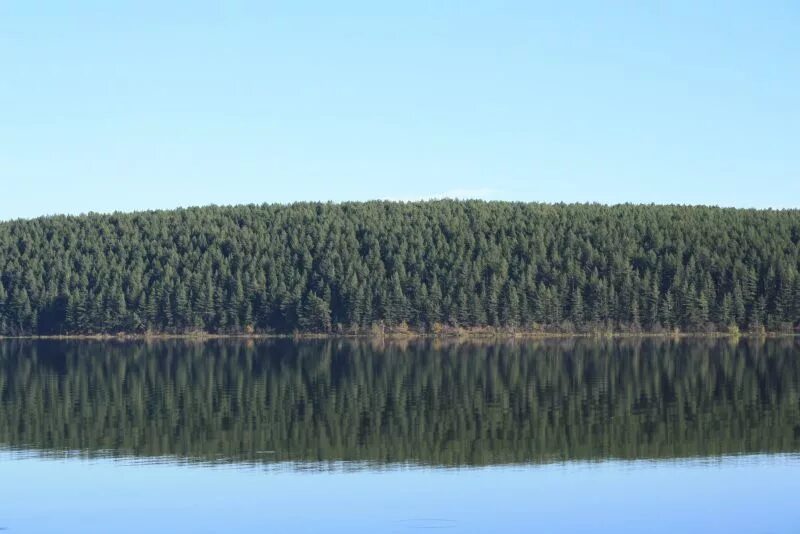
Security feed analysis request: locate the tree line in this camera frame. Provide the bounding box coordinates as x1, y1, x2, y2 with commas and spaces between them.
0, 201, 799, 335
1, 338, 798, 466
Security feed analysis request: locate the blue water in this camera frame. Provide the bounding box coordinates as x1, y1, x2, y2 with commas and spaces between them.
2, 452, 799, 533
2, 338, 800, 532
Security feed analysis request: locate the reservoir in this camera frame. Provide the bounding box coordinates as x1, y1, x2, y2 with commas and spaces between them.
1, 338, 799, 532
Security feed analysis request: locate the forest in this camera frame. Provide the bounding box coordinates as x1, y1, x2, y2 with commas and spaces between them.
1, 338, 798, 466
0, 201, 799, 335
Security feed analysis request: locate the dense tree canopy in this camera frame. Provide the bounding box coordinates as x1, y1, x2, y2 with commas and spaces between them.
0, 201, 798, 335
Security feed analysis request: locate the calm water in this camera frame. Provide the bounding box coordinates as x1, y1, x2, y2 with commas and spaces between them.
1, 338, 799, 532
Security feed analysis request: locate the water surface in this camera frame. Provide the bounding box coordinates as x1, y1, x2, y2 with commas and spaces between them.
1, 338, 799, 532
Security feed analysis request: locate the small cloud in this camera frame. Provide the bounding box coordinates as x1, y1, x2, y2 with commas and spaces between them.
387, 187, 501, 202
435, 187, 500, 200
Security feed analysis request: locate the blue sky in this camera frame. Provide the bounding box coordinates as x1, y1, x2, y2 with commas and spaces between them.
1, 1, 798, 219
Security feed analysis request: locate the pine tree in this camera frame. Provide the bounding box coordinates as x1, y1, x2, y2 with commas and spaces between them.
111, 286, 127, 330
429, 279, 443, 325
733, 283, 746, 327
298, 292, 331, 332
720, 293, 734, 327
569, 285, 584, 326
10, 288, 32, 332
659, 289, 674, 329
174, 285, 189, 328
0, 282, 7, 328
500, 284, 520, 327
645, 277, 660, 327
385, 273, 407, 326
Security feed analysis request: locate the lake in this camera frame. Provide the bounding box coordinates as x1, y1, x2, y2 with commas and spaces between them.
1, 338, 799, 532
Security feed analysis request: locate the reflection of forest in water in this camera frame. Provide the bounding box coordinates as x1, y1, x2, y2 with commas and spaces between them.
1, 338, 799, 467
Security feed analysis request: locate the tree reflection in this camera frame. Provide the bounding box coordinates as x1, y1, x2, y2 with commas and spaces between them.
1, 338, 798, 467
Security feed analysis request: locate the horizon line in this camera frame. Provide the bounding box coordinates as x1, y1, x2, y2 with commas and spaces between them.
2, 198, 800, 223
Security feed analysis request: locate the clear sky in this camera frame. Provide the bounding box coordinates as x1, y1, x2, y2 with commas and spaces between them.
1, 1, 798, 220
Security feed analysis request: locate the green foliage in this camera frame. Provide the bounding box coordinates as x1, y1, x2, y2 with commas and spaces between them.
0, 201, 798, 334
298, 292, 331, 332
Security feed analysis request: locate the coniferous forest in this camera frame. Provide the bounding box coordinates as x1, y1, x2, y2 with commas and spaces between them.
0, 201, 799, 336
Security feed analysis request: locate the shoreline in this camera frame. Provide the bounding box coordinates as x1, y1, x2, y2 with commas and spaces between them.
0, 330, 797, 341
